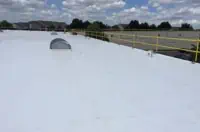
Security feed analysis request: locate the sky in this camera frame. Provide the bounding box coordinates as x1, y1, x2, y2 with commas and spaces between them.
0, 0, 200, 28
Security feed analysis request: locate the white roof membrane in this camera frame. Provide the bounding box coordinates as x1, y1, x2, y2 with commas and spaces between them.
0, 31, 200, 132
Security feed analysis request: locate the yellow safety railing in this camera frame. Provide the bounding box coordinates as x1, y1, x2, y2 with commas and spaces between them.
81, 31, 200, 62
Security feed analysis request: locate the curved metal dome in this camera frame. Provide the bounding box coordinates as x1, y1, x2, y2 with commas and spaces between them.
50, 38, 71, 50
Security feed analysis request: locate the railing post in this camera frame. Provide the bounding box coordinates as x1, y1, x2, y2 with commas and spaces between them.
132, 34, 134, 48
102, 32, 104, 41
135, 33, 137, 47
118, 34, 121, 45
156, 34, 159, 52
195, 37, 200, 62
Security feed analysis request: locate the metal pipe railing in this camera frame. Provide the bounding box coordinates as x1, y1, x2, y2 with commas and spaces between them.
78, 31, 200, 62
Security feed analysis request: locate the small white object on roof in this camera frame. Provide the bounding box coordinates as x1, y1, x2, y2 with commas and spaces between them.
51, 32, 57, 35
147, 50, 154, 57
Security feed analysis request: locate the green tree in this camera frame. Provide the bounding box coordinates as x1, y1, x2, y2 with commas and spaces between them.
127, 20, 140, 29
0, 20, 13, 28
86, 23, 109, 41
149, 24, 157, 30
158, 21, 172, 30
83, 21, 91, 29
139, 22, 149, 29
93, 21, 108, 29
112, 25, 120, 30
70, 18, 84, 29
87, 23, 101, 31
180, 23, 193, 31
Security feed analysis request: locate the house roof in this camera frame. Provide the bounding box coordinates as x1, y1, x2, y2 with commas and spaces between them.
14, 21, 67, 29
13, 22, 29, 29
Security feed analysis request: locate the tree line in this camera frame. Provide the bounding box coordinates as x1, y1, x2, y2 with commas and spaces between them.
0, 20, 13, 29
69, 18, 110, 29
69, 18, 194, 31
0, 19, 195, 31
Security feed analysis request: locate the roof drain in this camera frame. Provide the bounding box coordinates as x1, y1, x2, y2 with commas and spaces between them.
50, 38, 72, 50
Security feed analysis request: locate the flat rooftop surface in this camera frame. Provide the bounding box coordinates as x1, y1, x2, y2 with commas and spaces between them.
0, 30, 200, 132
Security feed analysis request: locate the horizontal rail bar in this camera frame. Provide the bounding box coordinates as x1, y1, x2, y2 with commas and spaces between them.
117, 38, 134, 44
117, 38, 199, 53
88, 31, 200, 42
157, 45, 198, 53
158, 36, 199, 42
135, 41, 157, 47
79, 31, 200, 54
106, 32, 135, 37
86, 33, 107, 40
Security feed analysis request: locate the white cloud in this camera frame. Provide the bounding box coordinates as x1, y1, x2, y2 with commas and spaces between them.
62, 0, 125, 9
141, 6, 149, 10
149, 0, 200, 6
156, 6, 163, 11
124, 7, 136, 13
51, 4, 56, 8
107, 6, 154, 25
149, 0, 185, 5
0, 0, 200, 28
61, 0, 126, 22
152, 2, 160, 7
106, 0, 200, 28
189, 7, 200, 14
0, 0, 67, 22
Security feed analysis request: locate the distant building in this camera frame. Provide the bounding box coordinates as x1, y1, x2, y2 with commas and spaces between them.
29, 21, 42, 30
13, 21, 67, 31
13, 23, 29, 30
